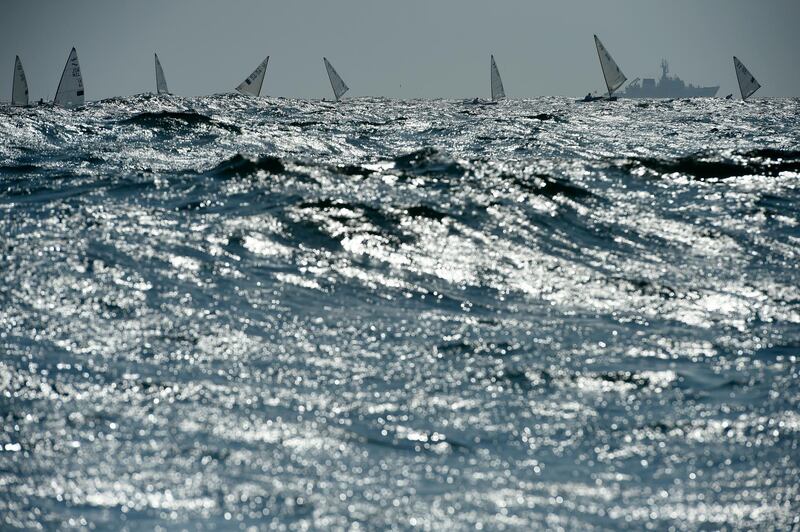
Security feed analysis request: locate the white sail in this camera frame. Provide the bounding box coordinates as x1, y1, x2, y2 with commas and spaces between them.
733, 56, 761, 101
323, 57, 349, 101
54, 47, 84, 108
490, 55, 506, 101
594, 35, 626, 96
155, 53, 170, 95
236, 56, 269, 97
12, 56, 29, 106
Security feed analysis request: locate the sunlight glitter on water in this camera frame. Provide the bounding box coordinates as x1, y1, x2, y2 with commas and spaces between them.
1, 95, 799, 529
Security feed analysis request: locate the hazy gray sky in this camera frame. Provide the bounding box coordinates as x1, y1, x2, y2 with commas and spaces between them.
2, 0, 799, 101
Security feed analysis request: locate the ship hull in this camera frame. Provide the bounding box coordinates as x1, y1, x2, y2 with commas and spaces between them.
622, 86, 719, 99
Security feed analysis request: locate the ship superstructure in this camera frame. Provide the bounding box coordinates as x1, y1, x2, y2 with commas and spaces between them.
623, 60, 718, 98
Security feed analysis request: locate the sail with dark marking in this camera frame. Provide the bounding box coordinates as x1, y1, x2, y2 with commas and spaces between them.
490, 55, 505, 101
236, 56, 269, 97
155, 53, 170, 95
733, 56, 761, 101
12, 56, 28, 106
54, 47, 84, 108
323, 57, 349, 101
594, 35, 626, 97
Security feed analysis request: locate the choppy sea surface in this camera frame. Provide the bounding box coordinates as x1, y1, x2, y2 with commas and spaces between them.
1, 95, 799, 530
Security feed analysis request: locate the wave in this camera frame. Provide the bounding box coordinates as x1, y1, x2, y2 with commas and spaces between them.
297, 198, 402, 235
333, 164, 374, 177
404, 205, 449, 221
525, 112, 561, 121
0, 163, 40, 176
509, 173, 594, 199
393, 147, 464, 177
287, 120, 321, 127
626, 148, 800, 180
616, 277, 678, 300
119, 110, 240, 132
208, 154, 285, 178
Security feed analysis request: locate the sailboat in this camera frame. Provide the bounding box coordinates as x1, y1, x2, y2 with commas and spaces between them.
236, 56, 269, 96
590, 34, 626, 101
490, 55, 506, 101
154, 53, 170, 95
323, 57, 349, 102
12, 56, 29, 106
54, 47, 84, 108
733, 57, 761, 101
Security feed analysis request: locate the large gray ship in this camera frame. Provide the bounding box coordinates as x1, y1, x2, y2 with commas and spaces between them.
623, 60, 719, 98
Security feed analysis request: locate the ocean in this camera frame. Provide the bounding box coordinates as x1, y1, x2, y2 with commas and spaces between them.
1, 95, 799, 530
